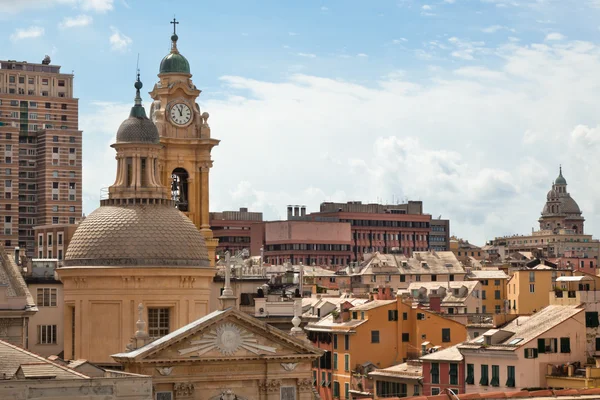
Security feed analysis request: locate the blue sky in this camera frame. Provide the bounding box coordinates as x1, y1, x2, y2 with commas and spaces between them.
4, 0, 600, 245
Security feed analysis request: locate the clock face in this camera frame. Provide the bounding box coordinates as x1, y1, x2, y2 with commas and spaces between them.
169, 103, 192, 125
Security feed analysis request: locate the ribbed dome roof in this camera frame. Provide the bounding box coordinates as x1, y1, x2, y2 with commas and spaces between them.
160, 52, 190, 74
64, 204, 210, 267
115, 77, 160, 144
560, 196, 581, 214
116, 116, 160, 144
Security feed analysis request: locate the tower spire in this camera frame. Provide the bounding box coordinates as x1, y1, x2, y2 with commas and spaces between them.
169, 17, 180, 54
130, 69, 146, 118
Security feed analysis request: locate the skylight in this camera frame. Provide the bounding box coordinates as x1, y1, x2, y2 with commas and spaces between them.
508, 338, 523, 345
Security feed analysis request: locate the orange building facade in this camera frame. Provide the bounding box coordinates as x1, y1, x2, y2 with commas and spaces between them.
306, 296, 467, 399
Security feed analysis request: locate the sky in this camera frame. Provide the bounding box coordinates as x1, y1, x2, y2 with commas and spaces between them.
3, 0, 600, 245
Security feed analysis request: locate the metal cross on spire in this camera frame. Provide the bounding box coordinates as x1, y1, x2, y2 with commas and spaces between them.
170, 17, 179, 35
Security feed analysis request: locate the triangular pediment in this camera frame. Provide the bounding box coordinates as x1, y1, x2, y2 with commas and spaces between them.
112, 308, 322, 363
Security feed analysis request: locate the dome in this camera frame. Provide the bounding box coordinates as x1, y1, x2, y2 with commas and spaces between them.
560, 196, 581, 214
64, 203, 210, 267
159, 52, 190, 74
115, 77, 160, 144
555, 168, 567, 185
116, 115, 160, 144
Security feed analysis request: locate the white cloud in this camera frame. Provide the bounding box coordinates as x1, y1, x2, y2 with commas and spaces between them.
444, 0, 456, 3
422, 4, 432, 9
171, 39, 600, 244
393, 38, 408, 44
482, 25, 515, 33
320, 6, 328, 11
357, 53, 368, 58
0, 0, 112, 13
109, 26, 131, 52
296, 52, 316, 58
288, 32, 298, 36
59, 14, 92, 28
79, 0, 113, 12
545, 32, 565, 41
10, 26, 44, 40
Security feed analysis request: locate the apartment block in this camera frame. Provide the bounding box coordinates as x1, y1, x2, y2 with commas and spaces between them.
210, 207, 264, 257
0, 58, 82, 256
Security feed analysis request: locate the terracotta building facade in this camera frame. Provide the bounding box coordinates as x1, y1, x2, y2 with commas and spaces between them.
0, 58, 82, 256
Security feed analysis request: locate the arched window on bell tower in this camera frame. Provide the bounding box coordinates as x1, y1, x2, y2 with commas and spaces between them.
171, 168, 189, 211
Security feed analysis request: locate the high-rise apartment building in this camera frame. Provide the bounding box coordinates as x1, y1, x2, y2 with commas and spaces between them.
0, 58, 82, 256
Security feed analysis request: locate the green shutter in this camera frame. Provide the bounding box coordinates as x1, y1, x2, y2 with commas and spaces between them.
537, 338, 546, 353
480, 364, 488, 386
491, 365, 500, 386
466, 364, 475, 384
560, 337, 571, 353
506, 366, 516, 387
333, 353, 338, 370
586, 312, 600, 328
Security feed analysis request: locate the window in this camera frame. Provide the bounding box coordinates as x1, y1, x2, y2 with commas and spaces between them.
37, 288, 57, 307
449, 363, 458, 385
281, 386, 295, 400
361, 312, 365, 320
466, 363, 475, 384
333, 334, 338, 349
480, 365, 489, 386
506, 366, 516, 388
529, 271, 535, 282
449, 274, 454, 281
333, 353, 338, 370
495, 305, 501, 314
491, 365, 500, 387
402, 333, 409, 342
432, 388, 440, 395
413, 385, 419, 396
400, 275, 406, 282
417, 313, 425, 320
344, 354, 349, 371
431, 274, 437, 281
333, 381, 340, 397
371, 330, 380, 343
52, 217, 59, 224
388, 310, 398, 321
431, 362, 440, 384
442, 328, 451, 342
69, 217, 75, 224
560, 337, 571, 353
148, 308, 170, 338
344, 335, 349, 351
586, 312, 599, 328
524, 348, 538, 359
494, 279, 500, 286
537, 338, 557, 353
596, 337, 600, 352
69, 136, 75, 143
345, 383, 349, 399
494, 290, 500, 299
352, 311, 357, 319
529, 284, 535, 293
38, 325, 57, 344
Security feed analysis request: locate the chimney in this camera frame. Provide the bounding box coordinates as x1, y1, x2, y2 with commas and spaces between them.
294, 206, 300, 217
429, 296, 441, 312
301, 206, 306, 216
340, 301, 353, 322
287, 206, 293, 220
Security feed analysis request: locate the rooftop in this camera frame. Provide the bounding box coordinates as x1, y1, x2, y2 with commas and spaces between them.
420, 344, 463, 362
460, 305, 583, 351
369, 361, 423, 379
467, 270, 509, 280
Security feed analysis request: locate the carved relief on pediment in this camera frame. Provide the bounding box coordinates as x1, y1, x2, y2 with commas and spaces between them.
178, 322, 277, 357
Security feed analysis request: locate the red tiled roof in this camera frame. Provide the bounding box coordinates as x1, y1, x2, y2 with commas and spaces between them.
397, 388, 600, 400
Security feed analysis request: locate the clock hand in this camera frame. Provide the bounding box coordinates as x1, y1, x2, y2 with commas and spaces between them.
178, 105, 183, 117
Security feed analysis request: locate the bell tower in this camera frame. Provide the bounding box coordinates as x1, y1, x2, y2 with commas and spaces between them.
149, 19, 219, 265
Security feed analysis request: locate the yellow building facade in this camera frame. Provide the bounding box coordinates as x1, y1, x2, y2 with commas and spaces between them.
306, 297, 467, 399
149, 27, 219, 265
507, 267, 573, 315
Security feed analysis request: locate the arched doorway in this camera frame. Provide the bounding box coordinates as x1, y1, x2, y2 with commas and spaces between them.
171, 168, 189, 211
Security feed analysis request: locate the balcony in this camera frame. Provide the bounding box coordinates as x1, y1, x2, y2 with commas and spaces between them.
546, 362, 600, 389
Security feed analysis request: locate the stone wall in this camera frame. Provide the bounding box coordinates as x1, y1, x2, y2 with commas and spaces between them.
0, 376, 152, 400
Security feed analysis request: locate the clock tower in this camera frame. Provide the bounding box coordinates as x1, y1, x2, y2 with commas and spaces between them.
149, 20, 219, 265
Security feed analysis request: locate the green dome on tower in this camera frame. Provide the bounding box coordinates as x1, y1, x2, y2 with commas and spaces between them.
555, 166, 567, 185
159, 31, 190, 74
